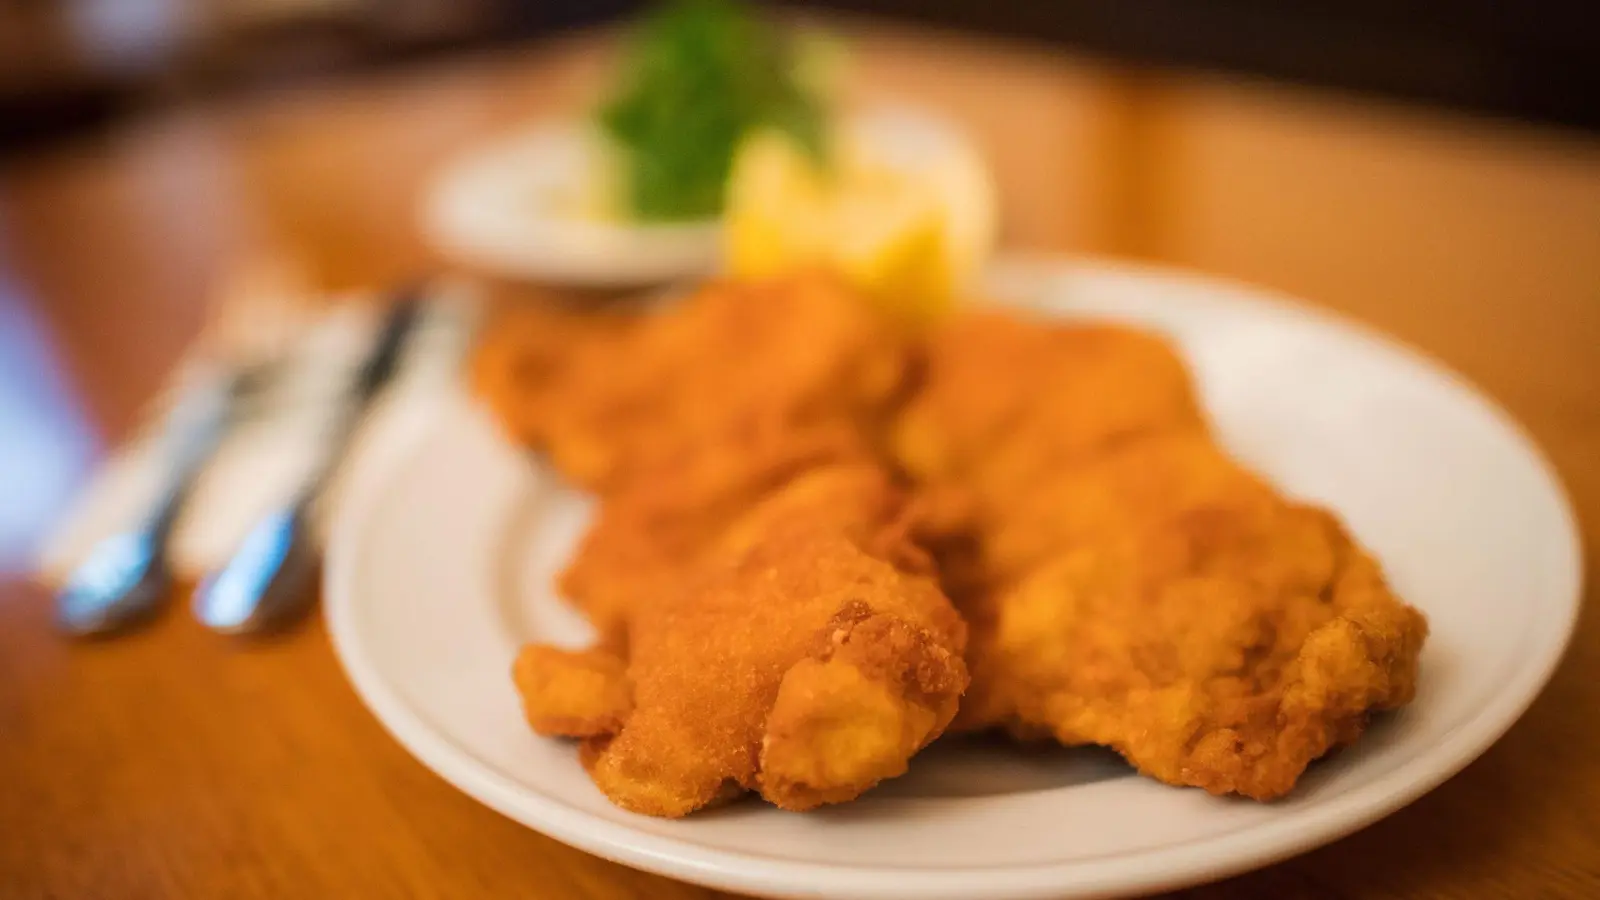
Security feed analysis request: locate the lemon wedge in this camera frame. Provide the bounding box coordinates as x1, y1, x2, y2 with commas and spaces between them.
724, 109, 995, 323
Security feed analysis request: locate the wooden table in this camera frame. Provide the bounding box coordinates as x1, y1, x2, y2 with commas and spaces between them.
3, 22, 1598, 899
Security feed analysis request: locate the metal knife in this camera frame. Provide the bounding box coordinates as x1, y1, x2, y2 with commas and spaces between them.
192, 288, 424, 634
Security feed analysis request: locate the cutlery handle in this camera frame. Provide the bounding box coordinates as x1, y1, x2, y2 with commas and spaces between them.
146, 368, 244, 545
297, 290, 424, 507
192, 288, 424, 634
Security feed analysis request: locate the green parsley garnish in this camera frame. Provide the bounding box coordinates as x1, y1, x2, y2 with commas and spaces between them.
598, 0, 826, 222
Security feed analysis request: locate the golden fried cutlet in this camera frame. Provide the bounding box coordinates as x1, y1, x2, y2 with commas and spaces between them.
898, 307, 1428, 800
977, 431, 1279, 586
580, 532, 966, 817
528, 274, 914, 492
559, 421, 877, 638
961, 501, 1427, 800
514, 464, 967, 817
472, 296, 638, 449
891, 310, 1204, 492
950, 431, 1277, 731
513, 645, 632, 738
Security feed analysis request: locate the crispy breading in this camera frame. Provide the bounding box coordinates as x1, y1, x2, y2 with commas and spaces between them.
896, 310, 1426, 799
891, 309, 1204, 492
517, 464, 967, 817
580, 532, 966, 817
496, 283, 1428, 808
527, 275, 914, 492
513, 645, 633, 738
558, 421, 877, 637
977, 431, 1278, 586
892, 311, 1208, 600
472, 296, 638, 449
963, 501, 1427, 799
951, 431, 1279, 731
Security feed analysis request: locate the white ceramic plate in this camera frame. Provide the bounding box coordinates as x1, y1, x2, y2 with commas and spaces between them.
420, 120, 723, 288
325, 256, 1581, 900
417, 106, 995, 291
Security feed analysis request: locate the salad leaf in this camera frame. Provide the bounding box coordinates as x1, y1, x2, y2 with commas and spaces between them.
599, 0, 827, 222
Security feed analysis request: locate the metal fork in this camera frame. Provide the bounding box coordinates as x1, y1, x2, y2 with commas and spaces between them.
54, 364, 271, 636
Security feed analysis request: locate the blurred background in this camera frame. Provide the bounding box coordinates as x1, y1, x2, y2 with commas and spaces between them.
1, 0, 1598, 572
2, 0, 1596, 152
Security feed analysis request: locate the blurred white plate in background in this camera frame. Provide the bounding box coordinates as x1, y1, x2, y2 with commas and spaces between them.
418, 106, 994, 290
420, 120, 722, 288
325, 256, 1580, 900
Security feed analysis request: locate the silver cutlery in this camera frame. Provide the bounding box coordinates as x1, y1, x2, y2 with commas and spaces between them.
54, 366, 268, 636
192, 289, 423, 634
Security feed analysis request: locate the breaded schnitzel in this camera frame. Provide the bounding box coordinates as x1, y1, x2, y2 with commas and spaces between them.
472, 295, 637, 449
961, 500, 1426, 799
515, 464, 967, 817
891, 309, 1204, 494
493, 281, 1427, 807
521, 274, 914, 492
898, 311, 1427, 799
558, 420, 876, 638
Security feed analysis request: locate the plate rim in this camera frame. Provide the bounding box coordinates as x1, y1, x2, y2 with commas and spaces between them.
325, 254, 1584, 900
418, 118, 724, 289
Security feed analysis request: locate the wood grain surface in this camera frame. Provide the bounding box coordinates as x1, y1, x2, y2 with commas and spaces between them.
3, 22, 1598, 900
